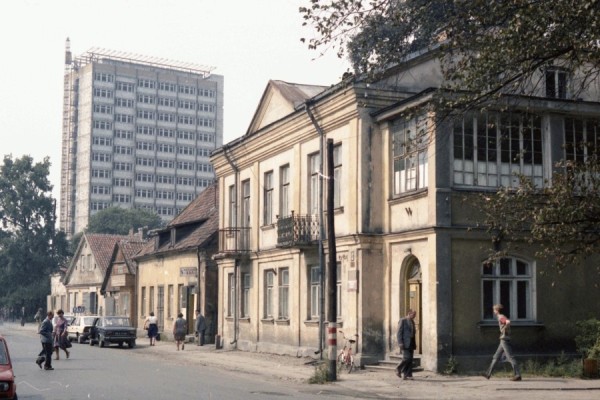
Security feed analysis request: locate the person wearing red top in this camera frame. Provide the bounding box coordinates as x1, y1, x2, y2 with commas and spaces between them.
484, 304, 521, 381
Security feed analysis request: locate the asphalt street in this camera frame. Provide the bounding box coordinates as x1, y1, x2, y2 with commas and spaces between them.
2, 321, 600, 399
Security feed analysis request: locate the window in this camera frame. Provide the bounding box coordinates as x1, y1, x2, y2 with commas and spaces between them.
264, 270, 274, 318
198, 103, 215, 112
137, 126, 155, 136
136, 173, 154, 182
197, 163, 212, 172
114, 145, 132, 155
279, 165, 290, 218
453, 112, 543, 188
113, 194, 131, 203
94, 88, 113, 98
309, 266, 320, 320
158, 128, 175, 138
94, 104, 113, 114
92, 169, 111, 179
198, 118, 214, 127
92, 186, 111, 195
113, 178, 132, 187
158, 113, 176, 122
177, 284, 184, 312
116, 81, 134, 92
115, 129, 133, 139
198, 148, 212, 157
93, 136, 112, 146
482, 257, 533, 321
95, 72, 113, 82
137, 110, 155, 120
115, 98, 133, 107
178, 115, 195, 125
156, 191, 174, 200
159, 82, 177, 92
138, 94, 155, 104
179, 85, 196, 95
179, 100, 196, 110
177, 146, 195, 156
149, 286, 155, 314
228, 185, 237, 227
141, 287, 146, 316
167, 285, 174, 319
564, 118, 600, 162
157, 175, 174, 184
158, 144, 175, 153
228, 273, 235, 317
91, 202, 110, 211
177, 192, 194, 201
177, 177, 194, 186
545, 67, 568, 99
156, 207, 174, 216
114, 162, 132, 171
178, 131, 195, 140
199, 88, 215, 97
138, 79, 156, 89
309, 153, 320, 215
242, 273, 251, 318
197, 178, 211, 187
158, 97, 176, 107
278, 268, 289, 319
136, 157, 155, 167
263, 171, 273, 225
136, 189, 153, 198
333, 144, 342, 208
92, 153, 111, 162
94, 120, 112, 130
136, 141, 155, 151
198, 133, 214, 143
241, 180, 250, 232
157, 159, 175, 168
392, 114, 429, 194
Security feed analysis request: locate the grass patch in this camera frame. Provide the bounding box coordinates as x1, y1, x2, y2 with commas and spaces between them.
308, 361, 330, 384
521, 353, 582, 378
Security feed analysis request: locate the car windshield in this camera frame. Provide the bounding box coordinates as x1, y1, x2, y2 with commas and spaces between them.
103, 317, 131, 327
0, 341, 8, 365
83, 317, 96, 325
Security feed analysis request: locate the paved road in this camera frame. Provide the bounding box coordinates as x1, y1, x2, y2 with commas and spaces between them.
3, 321, 600, 399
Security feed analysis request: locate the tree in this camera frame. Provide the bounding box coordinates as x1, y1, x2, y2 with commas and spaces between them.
300, 0, 600, 109
0, 155, 69, 316
479, 160, 600, 269
86, 206, 163, 236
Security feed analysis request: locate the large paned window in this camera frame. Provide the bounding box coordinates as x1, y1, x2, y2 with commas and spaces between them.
149, 286, 154, 314
242, 273, 251, 318
227, 273, 235, 317
564, 118, 600, 162
278, 268, 289, 319
309, 153, 320, 215
482, 257, 534, 321
545, 67, 569, 99
263, 171, 273, 225
309, 266, 320, 320
167, 285, 174, 319
392, 115, 429, 194
141, 287, 146, 316
279, 165, 290, 218
264, 270, 274, 318
228, 185, 237, 227
453, 112, 543, 188
333, 145, 342, 208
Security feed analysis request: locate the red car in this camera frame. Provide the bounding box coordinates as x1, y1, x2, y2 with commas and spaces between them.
0, 335, 16, 399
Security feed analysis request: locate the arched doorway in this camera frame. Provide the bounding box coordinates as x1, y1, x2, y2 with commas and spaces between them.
405, 257, 422, 354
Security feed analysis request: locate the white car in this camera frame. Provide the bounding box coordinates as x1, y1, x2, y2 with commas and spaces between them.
66, 316, 99, 343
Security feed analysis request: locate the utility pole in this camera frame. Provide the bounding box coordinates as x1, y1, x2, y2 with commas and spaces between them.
326, 139, 337, 381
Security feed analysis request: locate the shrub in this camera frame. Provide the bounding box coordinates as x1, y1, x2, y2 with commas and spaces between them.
308, 361, 330, 384
575, 319, 600, 358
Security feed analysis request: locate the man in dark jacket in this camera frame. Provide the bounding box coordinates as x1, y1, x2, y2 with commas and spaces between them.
36, 311, 54, 370
395, 309, 417, 380
195, 310, 206, 346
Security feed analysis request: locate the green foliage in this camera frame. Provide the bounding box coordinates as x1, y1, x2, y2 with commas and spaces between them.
308, 360, 330, 384
301, 0, 600, 110
86, 206, 163, 235
443, 356, 458, 375
575, 319, 600, 358
0, 155, 69, 313
479, 159, 600, 268
521, 353, 582, 377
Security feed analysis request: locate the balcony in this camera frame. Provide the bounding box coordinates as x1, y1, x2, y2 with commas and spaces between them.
218, 227, 251, 257
277, 212, 320, 248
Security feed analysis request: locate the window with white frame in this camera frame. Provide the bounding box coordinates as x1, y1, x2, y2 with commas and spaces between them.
114, 162, 132, 171
309, 153, 320, 215
392, 114, 429, 194
229, 185, 237, 227
114, 145, 132, 155
263, 171, 273, 225
137, 126, 155, 136
115, 98, 132, 107
453, 112, 543, 188
115, 129, 133, 139
228, 273, 235, 317
333, 144, 342, 208
309, 266, 320, 320
278, 268, 289, 319
167, 285, 173, 319
141, 287, 146, 316
116, 81, 134, 92
242, 273, 251, 318
93, 136, 112, 146
564, 118, 600, 162
482, 257, 533, 321
279, 165, 290, 218
95, 72, 113, 83
264, 270, 274, 318
115, 114, 133, 123
159, 82, 176, 92
157, 175, 174, 184
545, 67, 569, 99
92, 186, 111, 195
177, 177, 194, 186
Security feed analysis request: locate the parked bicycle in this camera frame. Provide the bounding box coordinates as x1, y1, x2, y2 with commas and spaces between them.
337, 330, 358, 373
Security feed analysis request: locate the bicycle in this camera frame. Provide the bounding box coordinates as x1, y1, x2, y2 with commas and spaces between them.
337, 330, 358, 373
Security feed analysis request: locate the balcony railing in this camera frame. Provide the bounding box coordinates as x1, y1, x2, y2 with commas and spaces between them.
277, 212, 320, 248
218, 227, 251, 255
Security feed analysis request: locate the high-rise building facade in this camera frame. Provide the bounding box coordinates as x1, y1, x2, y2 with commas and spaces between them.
59, 39, 223, 237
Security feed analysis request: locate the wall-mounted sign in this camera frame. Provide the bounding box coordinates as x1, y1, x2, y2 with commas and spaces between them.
180, 267, 197, 277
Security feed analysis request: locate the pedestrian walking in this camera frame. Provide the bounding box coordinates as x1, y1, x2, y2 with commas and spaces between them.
195, 310, 206, 346
395, 309, 417, 380
173, 313, 187, 351
53, 309, 70, 360
34, 308, 43, 328
143, 312, 159, 346
36, 311, 54, 370
484, 304, 522, 381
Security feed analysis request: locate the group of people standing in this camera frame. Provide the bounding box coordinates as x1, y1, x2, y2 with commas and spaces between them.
143, 309, 207, 350
35, 309, 71, 371
395, 304, 521, 381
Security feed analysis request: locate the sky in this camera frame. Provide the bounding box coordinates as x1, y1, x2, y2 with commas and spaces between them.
0, 0, 349, 203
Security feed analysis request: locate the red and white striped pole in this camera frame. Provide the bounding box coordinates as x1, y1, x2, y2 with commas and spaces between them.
327, 323, 337, 381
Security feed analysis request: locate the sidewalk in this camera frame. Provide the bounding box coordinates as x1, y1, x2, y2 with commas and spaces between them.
6, 321, 600, 399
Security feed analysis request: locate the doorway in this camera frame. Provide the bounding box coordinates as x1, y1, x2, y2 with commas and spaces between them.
406, 259, 422, 354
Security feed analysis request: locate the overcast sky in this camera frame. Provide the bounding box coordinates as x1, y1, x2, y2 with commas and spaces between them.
0, 0, 349, 202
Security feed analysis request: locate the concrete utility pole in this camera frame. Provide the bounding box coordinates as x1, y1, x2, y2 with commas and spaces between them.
326, 139, 337, 381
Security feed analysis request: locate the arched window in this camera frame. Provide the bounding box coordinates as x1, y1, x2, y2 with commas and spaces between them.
481, 257, 534, 321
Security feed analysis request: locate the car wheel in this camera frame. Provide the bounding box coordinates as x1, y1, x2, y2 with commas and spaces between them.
99, 335, 105, 348
128, 340, 136, 348
118, 342, 123, 348
78, 335, 84, 344
89, 337, 94, 346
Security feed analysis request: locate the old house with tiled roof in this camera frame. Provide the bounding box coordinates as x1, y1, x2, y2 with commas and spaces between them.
64, 233, 133, 316
135, 184, 219, 342
101, 234, 147, 321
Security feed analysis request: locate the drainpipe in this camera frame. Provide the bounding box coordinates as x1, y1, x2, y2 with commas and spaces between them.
223, 144, 240, 347
305, 102, 326, 358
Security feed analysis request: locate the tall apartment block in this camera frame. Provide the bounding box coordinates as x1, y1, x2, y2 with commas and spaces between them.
59, 39, 223, 237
